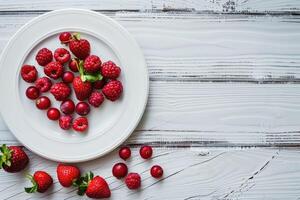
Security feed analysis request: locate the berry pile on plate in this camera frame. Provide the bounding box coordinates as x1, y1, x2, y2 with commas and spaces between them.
21, 32, 123, 132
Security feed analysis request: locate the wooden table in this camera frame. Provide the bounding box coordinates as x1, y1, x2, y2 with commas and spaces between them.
1, 1, 300, 199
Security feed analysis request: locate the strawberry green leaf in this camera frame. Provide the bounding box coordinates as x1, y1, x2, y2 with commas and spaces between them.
25, 174, 38, 193
83, 73, 103, 83
72, 33, 80, 40
0, 144, 12, 168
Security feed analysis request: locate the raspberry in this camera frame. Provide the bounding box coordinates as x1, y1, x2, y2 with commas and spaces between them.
35, 77, 52, 92
101, 61, 121, 79
44, 62, 64, 80
93, 79, 106, 89
59, 115, 73, 130
102, 80, 123, 101
72, 117, 88, 132
21, 65, 38, 83
125, 173, 141, 190
84, 55, 101, 73
50, 82, 71, 101
88, 91, 104, 107
54, 48, 71, 64
36, 48, 53, 66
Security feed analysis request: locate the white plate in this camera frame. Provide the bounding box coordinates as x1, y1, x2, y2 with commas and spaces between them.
0, 9, 148, 162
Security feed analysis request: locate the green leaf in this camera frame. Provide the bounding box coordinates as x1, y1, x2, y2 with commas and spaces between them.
0, 144, 6, 154
24, 174, 38, 193
5, 160, 11, 167
83, 73, 103, 83
72, 33, 80, 40
77, 185, 87, 196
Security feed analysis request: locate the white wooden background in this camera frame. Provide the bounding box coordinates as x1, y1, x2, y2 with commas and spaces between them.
1, 0, 300, 199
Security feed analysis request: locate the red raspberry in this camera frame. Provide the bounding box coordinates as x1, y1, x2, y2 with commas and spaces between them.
36, 48, 53, 66
93, 79, 106, 89
88, 91, 104, 107
68, 59, 79, 72
102, 80, 123, 101
59, 32, 72, 44
35, 77, 52, 92
54, 48, 71, 64
125, 173, 141, 190
101, 61, 121, 79
72, 117, 88, 132
59, 115, 73, 130
84, 55, 101, 73
50, 82, 71, 101
21, 65, 38, 83
44, 62, 64, 80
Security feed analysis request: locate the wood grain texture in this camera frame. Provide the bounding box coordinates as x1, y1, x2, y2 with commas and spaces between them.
0, 0, 299, 13
0, 147, 300, 200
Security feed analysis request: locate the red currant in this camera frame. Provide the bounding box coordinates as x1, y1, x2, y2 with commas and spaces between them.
47, 108, 60, 120
26, 86, 40, 100
119, 146, 131, 160
75, 102, 90, 116
59, 32, 71, 44
140, 145, 153, 159
68, 59, 79, 72
112, 163, 128, 179
60, 100, 75, 114
36, 96, 51, 110
62, 71, 74, 84
150, 165, 163, 178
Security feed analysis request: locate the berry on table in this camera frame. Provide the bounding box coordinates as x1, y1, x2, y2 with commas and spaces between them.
47, 108, 61, 120
44, 61, 64, 80
50, 82, 71, 101
72, 76, 92, 101
75, 102, 90, 116
69, 58, 79, 72
112, 163, 128, 179
125, 173, 141, 190
60, 99, 75, 114
59, 32, 72, 44
36, 96, 51, 110
26, 86, 40, 100
57, 164, 80, 187
93, 79, 106, 89
119, 146, 131, 160
102, 80, 123, 101
140, 145, 153, 159
101, 61, 121, 79
84, 55, 102, 73
69, 33, 90, 60
54, 48, 71, 64
25, 171, 53, 193
21, 65, 38, 83
150, 165, 163, 178
62, 71, 74, 84
36, 48, 53, 66
72, 117, 88, 132
88, 91, 104, 107
59, 115, 73, 130
35, 77, 52, 93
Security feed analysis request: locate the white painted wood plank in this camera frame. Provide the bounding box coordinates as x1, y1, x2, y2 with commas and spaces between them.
0, 0, 299, 12
0, 148, 299, 199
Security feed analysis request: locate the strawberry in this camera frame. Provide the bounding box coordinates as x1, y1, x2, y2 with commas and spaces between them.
72, 76, 92, 101
74, 172, 111, 198
25, 171, 53, 193
69, 33, 90, 60
57, 164, 81, 187
0, 144, 29, 173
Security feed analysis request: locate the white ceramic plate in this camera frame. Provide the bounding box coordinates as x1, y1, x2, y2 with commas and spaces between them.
0, 9, 148, 162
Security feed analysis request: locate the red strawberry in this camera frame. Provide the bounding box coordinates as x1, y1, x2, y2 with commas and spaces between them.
72, 76, 92, 101
44, 61, 64, 80
25, 171, 53, 193
69, 33, 90, 60
21, 65, 38, 83
102, 80, 123, 101
74, 172, 111, 198
84, 55, 101, 73
50, 82, 71, 101
36, 48, 53, 66
57, 164, 81, 187
0, 144, 29, 173
101, 61, 121, 79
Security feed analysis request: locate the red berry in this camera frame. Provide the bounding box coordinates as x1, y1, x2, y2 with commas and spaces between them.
72, 117, 88, 132
101, 61, 121, 79
72, 76, 92, 101
69, 34, 90, 60
119, 146, 131, 160
93, 79, 106, 89
140, 145, 153, 159
125, 173, 141, 190
44, 61, 64, 80
21, 65, 38, 83
59, 115, 73, 130
69, 58, 79, 72
62, 71, 74, 83
85, 175, 111, 199
112, 163, 128, 179
0, 145, 29, 173
102, 80, 123, 101
35, 77, 52, 93
36, 48, 53, 66
150, 165, 163, 178
54, 48, 71, 64
36, 96, 51, 110
50, 82, 71, 101
75, 102, 90, 116
84, 55, 101, 73
60, 100, 75, 114
88, 91, 104, 107
26, 86, 40, 100
56, 164, 80, 187
25, 171, 53, 193
47, 108, 60, 120
59, 32, 71, 44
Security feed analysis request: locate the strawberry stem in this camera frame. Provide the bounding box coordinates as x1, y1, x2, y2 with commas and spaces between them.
0, 144, 13, 169
24, 174, 38, 193
78, 60, 103, 83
